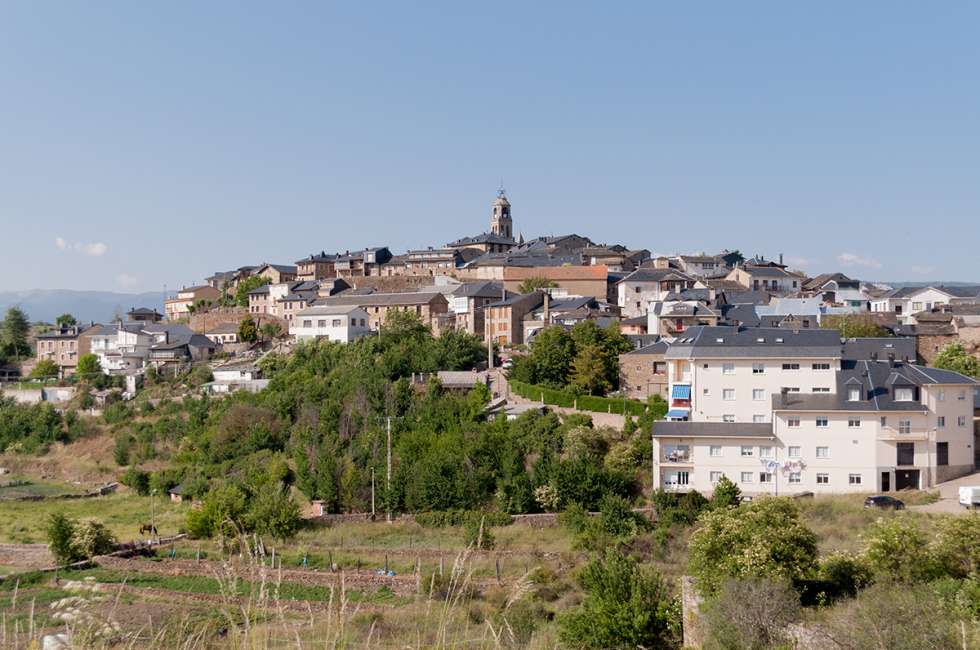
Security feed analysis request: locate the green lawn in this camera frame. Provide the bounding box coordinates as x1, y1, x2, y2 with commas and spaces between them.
0, 478, 89, 499
0, 493, 188, 544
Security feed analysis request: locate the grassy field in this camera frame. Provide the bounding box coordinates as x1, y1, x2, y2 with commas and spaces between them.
0, 492, 187, 544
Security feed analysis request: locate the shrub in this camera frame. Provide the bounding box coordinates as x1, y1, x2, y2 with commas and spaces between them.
558, 550, 680, 649
46, 513, 82, 565
414, 510, 513, 528
861, 516, 937, 583
931, 514, 980, 579
463, 516, 495, 550
702, 578, 800, 650
245, 486, 302, 541
73, 520, 116, 558
113, 432, 132, 466
103, 401, 132, 425
688, 497, 818, 596
120, 468, 150, 496
30, 359, 59, 380
710, 475, 741, 508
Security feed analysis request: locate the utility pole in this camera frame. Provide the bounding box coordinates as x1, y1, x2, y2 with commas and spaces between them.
386, 416, 392, 523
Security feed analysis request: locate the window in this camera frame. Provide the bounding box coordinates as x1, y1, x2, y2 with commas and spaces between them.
782, 363, 800, 370
816, 417, 828, 428
789, 472, 801, 484
723, 389, 735, 401
816, 446, 829, 458
723, 414, 736, 423
813, 387, 830, 393
703, 388, 710, 396
709, 445, 722, 457
848, 418, 861, 428
788, 418, 800, 427
783, 387, 800, 393
938, 390, 946, 402
740, 472, 753, 483
894, 387, 914, 402
848, 387, 861, 402
331, 319, 342, 327
899, 420, 911, 434
937, 416, 946, 428
760, 446, 774, 459
723, 363, 735, 375
912, 302, 922, 312
759, 472, 773, 483
302, 319, 312, 328
741, 446, 754, 457
710, 471, 723, 483
816, 473, 829, 485
959, 390, 967, 401
880, 416, 887, 427
812, 363, 830, 371
937, 442, 949, 466
848, 474, 862, 486
959, 416, 968, 427
753, 389, 765, 401
788, 446, 801, 458
752, 363, 765, 374
753, 415, 766, 423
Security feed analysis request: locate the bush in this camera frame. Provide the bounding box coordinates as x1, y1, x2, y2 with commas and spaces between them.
46, 513, 83, 565
861, 516, 937, 583
103, 401, 132, 425
245, 486, 302, 541
931, 514, 980, 579
113, 432, 132, 466
30, 359, 59, 380
508, 379, 648, 416
73, 520, 116, 557
120, 468, 150, 496
414, 510, 513, 529
702, 578, 800, 650
558, 550, 680, 649
463, 516, 495, 550
710, 475, 741, 508
688, 497, 818, 596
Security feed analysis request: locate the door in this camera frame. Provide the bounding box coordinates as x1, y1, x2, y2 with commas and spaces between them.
896, 443, 915, 467
895, 469, 919, 491
881, 472, 890, 492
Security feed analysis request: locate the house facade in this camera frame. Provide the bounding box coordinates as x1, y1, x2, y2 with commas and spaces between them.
35, 325, 95, 377
164, 285, 222, 321
290, 305, 371, 343
620, 340, 670, 400
651, 326, 977, 495
617, 268, 698, 318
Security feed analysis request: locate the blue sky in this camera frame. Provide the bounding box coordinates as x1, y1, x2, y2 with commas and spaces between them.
1, 2, 978, 292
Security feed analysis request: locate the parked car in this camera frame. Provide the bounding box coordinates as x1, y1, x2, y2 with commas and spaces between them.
959, 486, 980, 509
864, 495, 905, 510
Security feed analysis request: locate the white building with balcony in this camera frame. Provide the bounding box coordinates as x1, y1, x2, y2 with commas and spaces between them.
652, 326, 976, 495
290, 305, 371, 343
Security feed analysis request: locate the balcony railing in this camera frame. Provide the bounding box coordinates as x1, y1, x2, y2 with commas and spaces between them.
662, 447, 692, 463
878, 426, 932, 441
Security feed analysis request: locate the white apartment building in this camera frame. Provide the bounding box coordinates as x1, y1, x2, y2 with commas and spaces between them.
871, 285, 980, 323
653, 326, 976, 495
290, 305, 371, 343
616, 268, 698, 318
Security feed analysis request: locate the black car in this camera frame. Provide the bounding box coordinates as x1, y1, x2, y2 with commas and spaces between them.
864, 495, 905, 510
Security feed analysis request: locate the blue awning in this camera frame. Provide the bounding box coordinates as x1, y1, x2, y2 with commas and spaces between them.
666, 409, 690, 419
671, 385, 691, 399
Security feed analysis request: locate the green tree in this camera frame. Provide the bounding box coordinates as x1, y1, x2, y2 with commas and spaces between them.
245, 485, 301, 541
821, 314, 891, 338
558, 550, 679, 649
711, 475, 741, 508
1, 307, 31, 360
238, 316, 259, 344
55, 313, 77, 328
259, 321, 282, 342
73, 520, 116, 558
932, 343, 980, 378
46, 512, 83, 565
931, 513, 980, 578
517, 277, 557, 294
514, 326, 575, 388
76, 353, 101, 378
569, 343, 613, 395
30, 359, 59, 379
688, 497, 818, 596
234, 276, 270, 308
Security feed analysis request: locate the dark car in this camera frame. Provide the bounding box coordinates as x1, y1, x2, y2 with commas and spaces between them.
864, 495, 905, 510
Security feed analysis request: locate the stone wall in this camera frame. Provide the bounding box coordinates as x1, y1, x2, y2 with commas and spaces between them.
188, 308, 285, 334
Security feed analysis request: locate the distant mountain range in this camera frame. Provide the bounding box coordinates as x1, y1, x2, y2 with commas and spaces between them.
0, 289, 165, 324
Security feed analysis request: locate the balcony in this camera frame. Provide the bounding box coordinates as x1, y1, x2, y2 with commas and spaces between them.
878, 426, 931, 442
662, 445, 692, 464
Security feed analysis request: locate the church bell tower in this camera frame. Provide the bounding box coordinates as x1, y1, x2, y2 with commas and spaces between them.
490, 188, 513, 239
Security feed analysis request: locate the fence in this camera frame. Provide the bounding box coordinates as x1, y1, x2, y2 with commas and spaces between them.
508, 379, 650, 416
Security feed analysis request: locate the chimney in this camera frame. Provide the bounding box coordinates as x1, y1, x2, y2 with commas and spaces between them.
543, 292, 551, 323
779, 253, 784, 265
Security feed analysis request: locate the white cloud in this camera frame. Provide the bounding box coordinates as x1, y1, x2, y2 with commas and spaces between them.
837, 252, 881, 269
785, 256, 811, 268
910, 265, 935, 276
54, 237, 108, 257
117, 273, 139, 289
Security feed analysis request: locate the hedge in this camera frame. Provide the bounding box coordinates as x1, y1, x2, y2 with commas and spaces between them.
414, 510, 514, 528
509, 379, 649, 417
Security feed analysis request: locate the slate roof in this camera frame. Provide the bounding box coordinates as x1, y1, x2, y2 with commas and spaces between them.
803, 273, 859, 291
448, 232, 517, 247
452, 281, 505, 299
771, 359, 976, 413
315, 292, 446, 307
296, 304, 365, 316
652, 422, 775, 438
295, 251, 339, 264
841, 337, 916, 362
620, 268, 696, 284
625, 340, 669, 356
665, 326, 842, 359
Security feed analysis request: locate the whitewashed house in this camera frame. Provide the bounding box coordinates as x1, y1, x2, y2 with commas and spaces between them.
290, 305, 371, 343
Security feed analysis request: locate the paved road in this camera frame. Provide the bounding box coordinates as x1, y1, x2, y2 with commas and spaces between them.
909, 470, 980, 514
